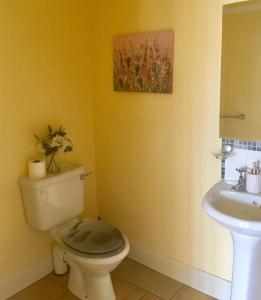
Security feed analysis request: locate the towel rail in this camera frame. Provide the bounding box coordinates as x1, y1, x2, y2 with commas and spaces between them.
220, 114, 246, 120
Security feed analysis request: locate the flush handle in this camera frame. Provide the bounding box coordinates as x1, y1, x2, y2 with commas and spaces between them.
80, 171, 93, 180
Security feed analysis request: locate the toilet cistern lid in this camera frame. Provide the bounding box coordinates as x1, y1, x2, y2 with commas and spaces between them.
60, 219, 124, 254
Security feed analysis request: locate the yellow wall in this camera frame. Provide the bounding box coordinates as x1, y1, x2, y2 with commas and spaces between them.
1, 0, 250, 285
0, 1, 97, 280
221, 8, 261, 140
90, 0, 235, 280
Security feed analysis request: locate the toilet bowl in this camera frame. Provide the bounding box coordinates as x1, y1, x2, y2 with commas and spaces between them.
19, 164, 129, 300
52, 218, 130, 300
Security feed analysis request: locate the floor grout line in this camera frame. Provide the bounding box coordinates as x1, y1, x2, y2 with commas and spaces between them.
113, 259, 188, 300
167, 284, 184, 300
8, 258, 216, 300
140, 291, 165, 300
113, 272, 148, 292
112, 258, 149, 283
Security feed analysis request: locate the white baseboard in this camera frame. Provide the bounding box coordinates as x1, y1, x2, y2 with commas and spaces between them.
128, 239, 231, 300
0, 255, 53, 300
0, 242, 231, 300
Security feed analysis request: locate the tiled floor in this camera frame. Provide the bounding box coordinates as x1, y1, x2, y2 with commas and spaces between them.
8, 258, 216, 300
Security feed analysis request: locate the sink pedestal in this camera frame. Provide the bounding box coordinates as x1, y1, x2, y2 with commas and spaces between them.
231, 232, 261, 300
203, 181, 261, 300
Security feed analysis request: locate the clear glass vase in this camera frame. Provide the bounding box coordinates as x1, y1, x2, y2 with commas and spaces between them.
47, 153, 60, 173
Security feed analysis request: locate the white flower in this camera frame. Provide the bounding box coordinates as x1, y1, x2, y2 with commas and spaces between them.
49, 135, 72, 152
50, 136, 64, 148
61, 138, 73, 151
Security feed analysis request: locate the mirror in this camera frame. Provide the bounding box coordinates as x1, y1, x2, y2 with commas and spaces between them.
220, 0, 261, 141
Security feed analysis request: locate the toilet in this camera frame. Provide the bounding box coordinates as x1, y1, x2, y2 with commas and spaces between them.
19, 163, 129, 300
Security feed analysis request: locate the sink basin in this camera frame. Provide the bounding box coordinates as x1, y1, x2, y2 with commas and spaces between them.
203, 181, 261, 300
203, 180, 261, 236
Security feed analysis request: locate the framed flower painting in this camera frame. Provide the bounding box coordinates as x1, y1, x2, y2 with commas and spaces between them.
113, 29, 174, 94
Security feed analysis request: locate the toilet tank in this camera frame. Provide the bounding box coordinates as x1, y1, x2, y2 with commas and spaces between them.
19, 163, 85, 231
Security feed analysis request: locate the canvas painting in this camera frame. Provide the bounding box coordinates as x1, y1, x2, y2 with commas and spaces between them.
113, 30, 174, 94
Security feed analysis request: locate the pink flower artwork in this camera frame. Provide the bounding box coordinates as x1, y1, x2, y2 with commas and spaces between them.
113, 30, 174, 94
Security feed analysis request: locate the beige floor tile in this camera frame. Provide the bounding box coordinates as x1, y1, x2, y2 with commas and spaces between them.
142, 292, 164, 299
49, 272, 70, 287
7, 264, 214, 300
170, 286, 216, 300
8, 275, 66, 300
114, 258, 148, 281
112, 273, 147, 300
56, 291, 79, 300
133, 269, 183, 300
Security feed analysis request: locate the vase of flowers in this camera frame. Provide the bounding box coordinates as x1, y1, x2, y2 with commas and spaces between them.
34, 125, 73, 173
47, 152, 60, 173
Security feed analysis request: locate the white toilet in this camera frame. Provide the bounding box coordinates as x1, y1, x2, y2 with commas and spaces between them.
19, 163, 129, 300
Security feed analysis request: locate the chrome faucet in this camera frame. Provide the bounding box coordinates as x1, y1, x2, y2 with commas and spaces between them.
232, 167, 246, 192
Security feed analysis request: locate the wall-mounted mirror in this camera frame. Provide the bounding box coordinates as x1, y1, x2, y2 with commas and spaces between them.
220, 0, 261, 141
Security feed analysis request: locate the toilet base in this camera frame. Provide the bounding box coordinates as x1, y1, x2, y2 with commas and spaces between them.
52, 232, 129, 300
64, 252, 116, 300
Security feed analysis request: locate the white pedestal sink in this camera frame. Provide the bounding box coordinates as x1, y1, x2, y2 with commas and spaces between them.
203, 181, 261, 300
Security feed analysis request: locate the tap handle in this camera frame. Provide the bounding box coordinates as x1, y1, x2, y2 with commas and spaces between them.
236, 167, 247, 175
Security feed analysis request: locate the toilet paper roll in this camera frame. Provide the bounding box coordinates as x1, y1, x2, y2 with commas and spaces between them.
28, 159, 46, 179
